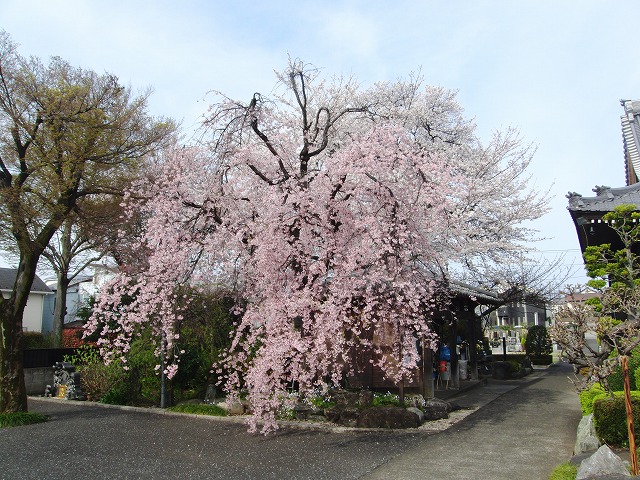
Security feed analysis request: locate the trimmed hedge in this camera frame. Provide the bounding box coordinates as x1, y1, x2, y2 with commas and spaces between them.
579, 384, 606, 415
529, 354, 553, 365
593, 393, 640, 447
524, 325, 552, 356
608, 355, 640, 391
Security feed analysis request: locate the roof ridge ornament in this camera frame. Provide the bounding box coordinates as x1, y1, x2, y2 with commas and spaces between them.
566, 191, 584, 208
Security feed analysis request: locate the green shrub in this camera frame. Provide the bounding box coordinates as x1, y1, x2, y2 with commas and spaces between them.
635, 366, 640, 391
525, 325, 552, 357
579, 384, 606, 415
593, 393, 640, 447
65, 345, 126, 401
607, 355, 640, 391
309, 395, 335, 409
548, 462, 577, 480
507, 359, 522, 374
167, 404, 227, 416
21, 331, 53, 349
100, 383, 133, 405
0, 412, 48, 428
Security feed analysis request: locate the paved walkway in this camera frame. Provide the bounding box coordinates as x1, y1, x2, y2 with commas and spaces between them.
363, 362, 582, 479
2, 362, 582, 480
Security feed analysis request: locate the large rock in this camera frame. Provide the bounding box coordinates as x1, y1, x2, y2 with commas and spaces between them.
331, 389, 373, 408
405, 394, 426, 409
324, 389, 374, 426
220, 399, 245, 416
356, 406, 420, 429
576, 445, 630, 479
324, 406, 360, 427
574, 414, 601, 455
423, 398, 451, 421
406, 406, 425, 424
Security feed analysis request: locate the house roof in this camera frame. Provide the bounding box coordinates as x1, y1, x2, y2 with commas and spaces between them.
0, 268, 52, 294
566, 183, 640, 213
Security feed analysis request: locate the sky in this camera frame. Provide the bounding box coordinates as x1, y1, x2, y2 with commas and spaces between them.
2, 0, 639, 285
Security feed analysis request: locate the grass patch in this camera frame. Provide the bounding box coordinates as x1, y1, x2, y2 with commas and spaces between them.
372, 392, 402, 407
548, 462, 577, 480
0, 411, 48, 428
167, 404, 227, 416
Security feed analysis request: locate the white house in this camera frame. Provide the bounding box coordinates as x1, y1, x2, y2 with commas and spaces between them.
43, 262, 116, 330
0, 268, 53, 332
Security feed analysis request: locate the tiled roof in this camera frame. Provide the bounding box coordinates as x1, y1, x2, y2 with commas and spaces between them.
450, 280, 502, 304
621, 99, 640, 184
566, 183, 640, 212
0, 268, 52, 294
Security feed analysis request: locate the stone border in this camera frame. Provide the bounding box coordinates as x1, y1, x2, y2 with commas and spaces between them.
29, 395, 478, 435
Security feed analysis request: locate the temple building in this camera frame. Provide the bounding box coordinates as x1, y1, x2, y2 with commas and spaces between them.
567, 100, 640, 253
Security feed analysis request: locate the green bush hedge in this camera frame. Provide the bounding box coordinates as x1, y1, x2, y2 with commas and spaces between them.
529, 354, 553, 365
579, 384, 606, 415
21, 331, 53, 349
593, 393, 640, 447
525, 325, 552, 357
608, 355, 640, 391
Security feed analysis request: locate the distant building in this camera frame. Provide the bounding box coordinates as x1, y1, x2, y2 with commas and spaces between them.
0, 268, 53, 332
485, 300, 549, 352
43, 262, 116, 332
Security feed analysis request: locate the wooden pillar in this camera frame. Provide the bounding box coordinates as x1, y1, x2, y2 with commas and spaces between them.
449, 314, 459, 389
468, 312, 479, 380
423, 342, 434, 398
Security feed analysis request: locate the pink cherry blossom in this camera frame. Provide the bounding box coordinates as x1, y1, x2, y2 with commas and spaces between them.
89, 60, 547, 433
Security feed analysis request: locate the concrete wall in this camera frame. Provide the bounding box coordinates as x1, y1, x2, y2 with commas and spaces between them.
24, 367, 54, 395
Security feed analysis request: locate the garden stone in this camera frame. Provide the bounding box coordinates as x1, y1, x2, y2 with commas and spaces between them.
331, 389, 373, 408
405, 394, 425, 409
324, 406, 359, 426
204, 384, 217, 404
574, 414, 601, 455
52, 361, 85, 401
422, 398, 451, 420
220, 399, 245, 415
294, 405, 312, 420
356, 406, 419, 429
406, 406, 425, 424
576, 445, 630, 479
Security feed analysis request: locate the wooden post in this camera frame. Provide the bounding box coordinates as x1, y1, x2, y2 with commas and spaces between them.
621, 356, 638, 476
449, 317, 459, 389
423, 342, 434, 399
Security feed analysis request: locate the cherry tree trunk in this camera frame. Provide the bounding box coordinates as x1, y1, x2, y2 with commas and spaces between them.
52, 274, 70, 348
0, 258, 39, 413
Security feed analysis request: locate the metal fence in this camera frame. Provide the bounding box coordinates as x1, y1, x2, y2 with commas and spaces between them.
23, 348, 78, 368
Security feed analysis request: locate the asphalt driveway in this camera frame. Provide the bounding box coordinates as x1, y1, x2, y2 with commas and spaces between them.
1, 363, 581, 480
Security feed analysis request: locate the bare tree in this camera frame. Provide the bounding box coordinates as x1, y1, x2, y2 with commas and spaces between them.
0, 31, 176, 413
